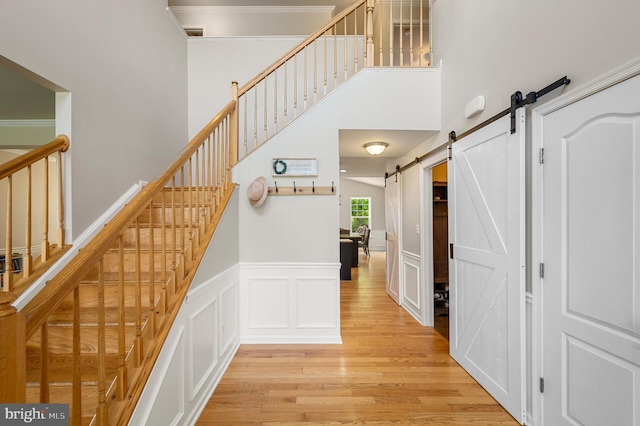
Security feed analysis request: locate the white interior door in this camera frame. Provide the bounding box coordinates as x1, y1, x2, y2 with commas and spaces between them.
386, 177, 400, 304
538, 74, 640, 426
448, 111, 526, 424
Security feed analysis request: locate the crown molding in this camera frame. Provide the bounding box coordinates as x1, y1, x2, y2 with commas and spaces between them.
170, 5, 335, 14
0, 119, 55, 127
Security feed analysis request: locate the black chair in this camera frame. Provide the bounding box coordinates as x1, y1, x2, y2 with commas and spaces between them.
358, 227, 371, 257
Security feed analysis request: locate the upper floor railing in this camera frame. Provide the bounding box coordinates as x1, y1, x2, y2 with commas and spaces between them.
234, 0, 430, 160
0, 135, 71, 293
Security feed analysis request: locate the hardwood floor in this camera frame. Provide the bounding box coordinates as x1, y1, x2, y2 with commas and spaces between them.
196, 251, 519, 425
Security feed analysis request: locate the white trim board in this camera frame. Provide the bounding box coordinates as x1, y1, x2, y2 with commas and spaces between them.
419, 148, 448, 328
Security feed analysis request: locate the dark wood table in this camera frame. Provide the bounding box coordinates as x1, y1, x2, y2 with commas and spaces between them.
340, 233, 362, 267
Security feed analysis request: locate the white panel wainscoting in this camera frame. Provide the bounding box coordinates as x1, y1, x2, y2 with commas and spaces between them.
129, 265, 240, 426
369, 229, 387, 252
239, 262, 342, 344
401, 251, 423, 325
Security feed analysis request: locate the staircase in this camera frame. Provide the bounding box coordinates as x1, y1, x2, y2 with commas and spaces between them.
23, 188, 207, 424
1, 100, 237, 424
0, 1, 431, 424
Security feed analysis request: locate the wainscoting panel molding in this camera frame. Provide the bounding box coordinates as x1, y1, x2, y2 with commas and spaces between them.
248, 278, 290, 328
369, 229, 387, 252
295, 277, 340, 328
239, 262, 342, 344
130, 264, 240, 426
221, 282, 239, 354
141, 326, 186, 426
401, 251, 422, 324
189, 298, 219, 399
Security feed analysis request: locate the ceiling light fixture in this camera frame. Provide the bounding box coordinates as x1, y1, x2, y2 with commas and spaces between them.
364, 141, 388, 155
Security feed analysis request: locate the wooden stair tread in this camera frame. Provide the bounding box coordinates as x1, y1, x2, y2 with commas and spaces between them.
26, 352, 119, 383
29, 325, 138, 354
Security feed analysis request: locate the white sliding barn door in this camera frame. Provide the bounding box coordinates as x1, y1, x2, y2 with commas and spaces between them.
386, 177, 400, 304
537, 74, 640, 426
448, 111, 526, 424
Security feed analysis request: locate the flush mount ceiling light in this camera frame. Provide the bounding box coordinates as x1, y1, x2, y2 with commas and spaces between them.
364, 141, 388, 155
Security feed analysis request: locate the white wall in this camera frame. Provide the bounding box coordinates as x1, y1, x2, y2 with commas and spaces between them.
188, 37, 305, 138
192, 188, 240, 282
232, 68, 440, 264
0, 0, 189, 239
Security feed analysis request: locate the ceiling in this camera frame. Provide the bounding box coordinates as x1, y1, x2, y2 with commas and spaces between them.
338, 129, 433, 185
339, 129, 431, 158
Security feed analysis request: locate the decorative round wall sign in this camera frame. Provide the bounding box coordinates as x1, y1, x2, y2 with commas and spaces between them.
273, 159, 287, 175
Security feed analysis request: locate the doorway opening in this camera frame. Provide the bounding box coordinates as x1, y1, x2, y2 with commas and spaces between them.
431, 162, 449, 339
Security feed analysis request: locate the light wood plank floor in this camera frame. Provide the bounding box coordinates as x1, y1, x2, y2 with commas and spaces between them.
196, 251, 519, 425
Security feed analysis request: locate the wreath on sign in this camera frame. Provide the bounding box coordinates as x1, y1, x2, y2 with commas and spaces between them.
273, 159, 287, 175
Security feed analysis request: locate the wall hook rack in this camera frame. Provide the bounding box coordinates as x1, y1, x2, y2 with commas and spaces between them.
267, 180, 336, 196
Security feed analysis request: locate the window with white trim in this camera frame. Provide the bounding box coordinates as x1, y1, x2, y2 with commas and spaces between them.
350, 197, 371, 232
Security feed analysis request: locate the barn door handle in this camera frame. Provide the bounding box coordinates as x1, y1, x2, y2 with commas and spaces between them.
449, 243, 454, 259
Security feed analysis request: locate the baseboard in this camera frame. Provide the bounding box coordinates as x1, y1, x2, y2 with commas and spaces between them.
13, 181, 145, 310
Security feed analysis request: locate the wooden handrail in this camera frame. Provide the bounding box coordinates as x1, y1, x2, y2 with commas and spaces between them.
22, 101, 236, 337
238, 0, 366, 96
0, 135, 70, 180
2, 135, 71, 292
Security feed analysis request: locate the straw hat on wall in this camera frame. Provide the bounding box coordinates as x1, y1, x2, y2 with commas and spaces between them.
247, 176, 268, 207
